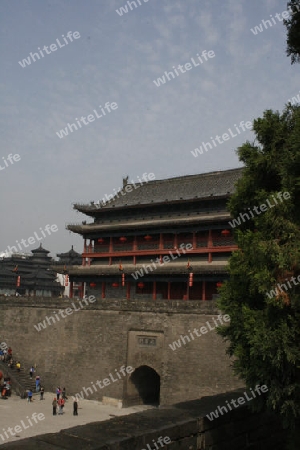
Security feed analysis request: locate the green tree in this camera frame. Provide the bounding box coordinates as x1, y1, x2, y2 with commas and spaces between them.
217, 105, 300, 448
285, 0, 300, 63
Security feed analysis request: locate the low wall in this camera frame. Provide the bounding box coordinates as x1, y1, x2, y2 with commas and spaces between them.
0, 390, 288, 449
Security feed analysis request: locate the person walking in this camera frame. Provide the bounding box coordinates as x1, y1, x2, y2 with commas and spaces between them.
29, 366, 34, 379
73, 398, 78, 416
56, 387, 61, 400
62, 387, 68, 400
35, 377, 40, 393
61, 397, 65, 413
40, 386, 44, 400
52, 397, 57, 415
57, 397, 63, 415
16, 361, 21, 372
27, 390, 33, 403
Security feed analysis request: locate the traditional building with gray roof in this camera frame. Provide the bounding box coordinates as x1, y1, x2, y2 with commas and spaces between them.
60, 168, 243, 300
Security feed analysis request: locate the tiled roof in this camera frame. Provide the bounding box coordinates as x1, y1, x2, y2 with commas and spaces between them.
67, 211, 231, 234
56, 246, 81, 258
74, 167, 243, 212
58, 261, 228, 276
31, 244, 50, 254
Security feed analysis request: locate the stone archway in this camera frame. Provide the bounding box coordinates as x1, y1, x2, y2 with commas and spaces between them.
127, 365, 160, 406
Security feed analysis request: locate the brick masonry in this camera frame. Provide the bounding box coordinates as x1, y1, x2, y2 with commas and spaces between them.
0, 296, 243, 405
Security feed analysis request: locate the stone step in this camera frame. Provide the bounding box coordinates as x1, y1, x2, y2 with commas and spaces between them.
1, 360, 42, 395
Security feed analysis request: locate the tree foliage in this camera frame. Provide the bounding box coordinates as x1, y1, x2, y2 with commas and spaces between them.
217, 105, 300, 440
285, 0, 300, 64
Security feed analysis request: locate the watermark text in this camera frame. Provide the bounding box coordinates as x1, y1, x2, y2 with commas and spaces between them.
19, 31, 81, 68
153, 50, 215, 87
206, 385, 268, 421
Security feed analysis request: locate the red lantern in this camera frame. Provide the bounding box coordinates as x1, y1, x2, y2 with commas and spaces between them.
122, 273, 125, 286
137, 282, 144, 289
97, 238, 104, 244
144, 235, 152, 240
65, 275, 69, 286
112, 282, 119, 288
119, 236, 127, 242
90, 282, 97, 288
189, 273, 193, 287
216, 282, 223, 288
221, 229, 230, 236
16, 276, 21, 287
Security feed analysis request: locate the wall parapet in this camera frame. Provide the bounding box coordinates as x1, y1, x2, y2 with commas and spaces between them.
0, 390, 288, 449
0, 296, 220, 314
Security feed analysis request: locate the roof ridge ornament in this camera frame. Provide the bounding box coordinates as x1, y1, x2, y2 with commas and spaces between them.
122, 175, 129, 188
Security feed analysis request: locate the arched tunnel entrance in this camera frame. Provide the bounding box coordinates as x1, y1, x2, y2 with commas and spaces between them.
128, 365, 160, 406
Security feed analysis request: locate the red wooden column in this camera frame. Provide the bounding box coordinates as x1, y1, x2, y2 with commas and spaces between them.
109, 237, 113, 266
88, 240, 92, 267
81, 282, 85, 298
126, 282, 131, 300
208, 229, 213, 247
102, 282, 106, 299
159, 233, 163, 250
152, 281, 157, 300
83, 239, 87, 266
109, 237, 113, 252
167, 282, 171, 300
133, 236, 137, 265
208, 229, 213, 263
69, 281, 74, 299
193, 232, 197, 249
202, 281, 206, 301
174, 233, 178, 248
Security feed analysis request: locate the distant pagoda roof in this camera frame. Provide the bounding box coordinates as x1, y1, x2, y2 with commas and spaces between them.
20, 268, 57, 281
31, 244, 50, 255
56, 246, 81, 258
73, 167, 243, 215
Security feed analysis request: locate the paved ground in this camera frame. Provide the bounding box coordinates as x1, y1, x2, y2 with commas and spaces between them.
0, 392, 153, 446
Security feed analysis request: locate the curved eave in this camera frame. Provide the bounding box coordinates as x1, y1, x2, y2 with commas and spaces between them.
67, 212, 232, 235
73, 194, 230, 216
56, 261, 228, 276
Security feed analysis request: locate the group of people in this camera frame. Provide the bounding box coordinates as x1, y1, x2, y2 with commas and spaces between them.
0, 346, 18, 370
0, 377, 11, 399
0, 346, 12, 361
52, 387, 78, 415
29, 366, 43, 392
26, 367, 44, 401
0, 346, 14, 398
2, 348, 79, 415
27, 385, 44, 402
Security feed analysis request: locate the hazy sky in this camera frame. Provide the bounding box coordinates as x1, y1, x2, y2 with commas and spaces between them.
0, 0, 299, 258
